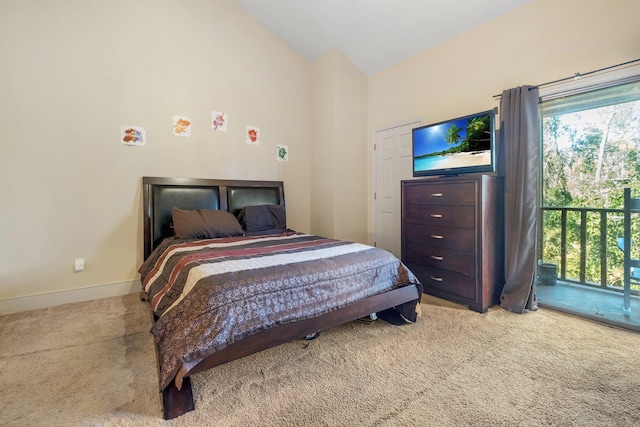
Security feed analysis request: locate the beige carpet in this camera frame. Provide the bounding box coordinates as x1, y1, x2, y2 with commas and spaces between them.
1, 293, 639, 427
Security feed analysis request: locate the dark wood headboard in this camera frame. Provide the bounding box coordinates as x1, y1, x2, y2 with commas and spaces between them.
142, 177, 285, 259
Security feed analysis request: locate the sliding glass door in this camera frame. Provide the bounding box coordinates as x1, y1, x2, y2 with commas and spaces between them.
537, 79, 640, 331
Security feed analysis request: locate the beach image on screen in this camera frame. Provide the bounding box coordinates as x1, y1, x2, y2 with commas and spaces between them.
413, 112, 492, 173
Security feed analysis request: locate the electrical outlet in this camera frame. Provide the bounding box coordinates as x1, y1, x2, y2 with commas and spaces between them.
74, 258, 85, 272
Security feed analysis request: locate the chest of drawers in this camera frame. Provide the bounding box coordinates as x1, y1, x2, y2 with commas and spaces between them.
401, 175, 504, 312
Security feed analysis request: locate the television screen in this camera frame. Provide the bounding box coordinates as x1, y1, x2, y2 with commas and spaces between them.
412, 110, 495, 177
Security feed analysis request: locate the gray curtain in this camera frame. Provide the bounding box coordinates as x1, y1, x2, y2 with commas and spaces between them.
498, 86, 540, 313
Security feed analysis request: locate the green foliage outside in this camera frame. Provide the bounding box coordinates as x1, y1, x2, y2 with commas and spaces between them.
541, 98, 640, 290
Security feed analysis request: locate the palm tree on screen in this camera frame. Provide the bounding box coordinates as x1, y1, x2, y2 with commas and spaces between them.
446, 124, 462, 145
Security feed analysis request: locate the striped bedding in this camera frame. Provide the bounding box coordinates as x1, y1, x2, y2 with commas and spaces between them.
139, 231, 420, 390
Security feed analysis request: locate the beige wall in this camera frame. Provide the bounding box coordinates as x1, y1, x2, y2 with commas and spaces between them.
310, 48, 368, 243
367, 0, 640, 241
0, 0, 311, 308
2, 0, 639, 312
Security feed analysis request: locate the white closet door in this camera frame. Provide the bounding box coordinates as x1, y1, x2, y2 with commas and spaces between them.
373, 120, 420, 258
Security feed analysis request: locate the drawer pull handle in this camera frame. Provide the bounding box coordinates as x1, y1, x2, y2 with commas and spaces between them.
431, 255, 444, 261
430, 193, 443, 197
430, 214, 443, 218
430, 276, 443, 282
430, 234, 443, 239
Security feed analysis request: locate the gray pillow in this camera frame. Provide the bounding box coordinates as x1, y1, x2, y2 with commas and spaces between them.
172, 208, 244, 239
237, 204, 286, 235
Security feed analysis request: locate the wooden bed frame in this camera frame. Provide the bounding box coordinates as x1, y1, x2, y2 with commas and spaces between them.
141, 176, 421, 419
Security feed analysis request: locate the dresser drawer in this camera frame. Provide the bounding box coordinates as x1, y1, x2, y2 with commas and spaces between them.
405, 263, 476, 300
405, 204, 475, 229
404, 244, 475, 277
405, 223, 476, 251
404, 181, 476, 206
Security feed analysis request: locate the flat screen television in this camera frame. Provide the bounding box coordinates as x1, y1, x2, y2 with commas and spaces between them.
412, 109, 496, 177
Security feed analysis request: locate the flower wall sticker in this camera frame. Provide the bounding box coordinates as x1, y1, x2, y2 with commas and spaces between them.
276, 144, 289, 162
246, 126, 260, 145
120, 125, 146, 146
212, 111, 228, 131
173, 115, 192, 137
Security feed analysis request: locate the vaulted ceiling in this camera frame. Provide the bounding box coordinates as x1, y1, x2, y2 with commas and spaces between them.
234, 0, 533, 76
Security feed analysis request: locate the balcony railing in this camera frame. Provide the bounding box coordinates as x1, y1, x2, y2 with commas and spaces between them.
537, 206, 639, 296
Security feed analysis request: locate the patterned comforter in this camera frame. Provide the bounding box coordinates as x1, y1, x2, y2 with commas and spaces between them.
139, 231, 420, 390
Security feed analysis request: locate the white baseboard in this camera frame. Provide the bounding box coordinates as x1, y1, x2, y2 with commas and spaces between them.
0, 280, 141, 314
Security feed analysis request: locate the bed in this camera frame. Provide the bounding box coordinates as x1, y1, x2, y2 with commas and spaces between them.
139, 176, 423, 419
